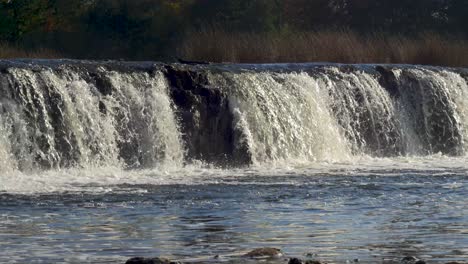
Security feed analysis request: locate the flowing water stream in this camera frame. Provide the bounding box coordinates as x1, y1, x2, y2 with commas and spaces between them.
0, 60, 467, 263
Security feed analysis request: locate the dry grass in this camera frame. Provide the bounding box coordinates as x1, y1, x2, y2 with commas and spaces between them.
0, 42, 61, 59
178, 29, 468, 67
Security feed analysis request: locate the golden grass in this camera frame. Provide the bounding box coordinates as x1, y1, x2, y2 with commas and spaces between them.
0, 42, 61, 59
178, 29, 468, 67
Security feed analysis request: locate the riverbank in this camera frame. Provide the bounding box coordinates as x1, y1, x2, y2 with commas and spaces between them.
3, 30, 468, 67
178, 30, 468, 67
0, 42, 60, 59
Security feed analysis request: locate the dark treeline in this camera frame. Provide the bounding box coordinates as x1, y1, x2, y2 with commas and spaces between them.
1, 0, 468, 61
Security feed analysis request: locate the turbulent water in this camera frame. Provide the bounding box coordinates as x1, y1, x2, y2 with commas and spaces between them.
0, 60, 467, 263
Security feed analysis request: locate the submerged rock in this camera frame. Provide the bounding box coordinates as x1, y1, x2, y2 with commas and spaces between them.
400, 256, 426, 264
244, 247, 284, 258
125, 257, 180, 264
307, 261, 326, 264
288, 259, 326, 264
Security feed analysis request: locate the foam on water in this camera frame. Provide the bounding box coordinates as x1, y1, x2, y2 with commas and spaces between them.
1, 155, 467, 194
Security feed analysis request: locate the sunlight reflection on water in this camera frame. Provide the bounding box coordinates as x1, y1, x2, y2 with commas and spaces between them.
0, 160, 467, 263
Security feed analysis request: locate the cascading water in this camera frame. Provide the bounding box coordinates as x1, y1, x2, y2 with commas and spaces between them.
2, 60, 468, 264
391, 68, 468, 155
208, 65, 468, 163
102, 70, 184, 168
0, 61, 467, 173
0, 64, 184, 171
209, 71, 351, 164
317, 67, 401, 156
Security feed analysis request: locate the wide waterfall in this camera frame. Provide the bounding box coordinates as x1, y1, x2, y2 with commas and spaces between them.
2, 60, 468, 264
0, 60, 467, 171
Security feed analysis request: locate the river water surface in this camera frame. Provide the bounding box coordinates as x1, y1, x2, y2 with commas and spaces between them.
0, 61, 467, 263
1, 157, 467, 263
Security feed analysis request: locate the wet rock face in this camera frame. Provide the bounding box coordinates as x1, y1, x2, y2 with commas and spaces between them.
376, 65, 400, 98
164, 65, 251, 166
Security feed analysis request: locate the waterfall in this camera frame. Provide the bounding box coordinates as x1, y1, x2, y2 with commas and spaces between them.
318, 67, 400, 156
102, 70, 184, 168
392, 68, 467, 155
0, 64, 184, 171
208, 65, 468, 162
209, 71, 351, 164
0, 60, 467, 172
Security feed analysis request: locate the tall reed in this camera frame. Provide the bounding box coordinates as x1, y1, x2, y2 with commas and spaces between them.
0, 43, 61, 59
178, 29, 468, 67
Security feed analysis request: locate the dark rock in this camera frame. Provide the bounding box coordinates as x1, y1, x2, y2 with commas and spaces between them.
87, 71, 114, 96
402, 256, 418, 262
401, 256, 426, 264
290, 258, 326, 264
305, 260, 326, 264
125, 257, 179, 264
177, 58, 211, 65
164, 65, 251, 166
289, 258, 303, 264
244, 247, 283, 258
375, 65, 400, 98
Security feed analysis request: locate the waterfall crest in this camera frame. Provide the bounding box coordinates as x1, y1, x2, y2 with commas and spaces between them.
0, 61, 467, 171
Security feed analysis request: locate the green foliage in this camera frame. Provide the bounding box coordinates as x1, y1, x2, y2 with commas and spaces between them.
0, 7, 16, 41
0, 0, 467, 59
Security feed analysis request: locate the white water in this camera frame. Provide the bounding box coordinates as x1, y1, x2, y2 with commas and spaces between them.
0, 67, 184, 172
211, 71, 351, 164
393, 68, 468, 154
104, 70, 184, 168
1, 64, 468, 194
318, 67, 399, 155
1, 62, 467, 264
1, 154, 467, 194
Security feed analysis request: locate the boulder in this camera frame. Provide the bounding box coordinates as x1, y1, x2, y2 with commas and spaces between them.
305, 260, 326, 264
244, 247, 283, 258
288, 258, 327, 264
289, 258, 303, 264
401, 256, 426, 264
